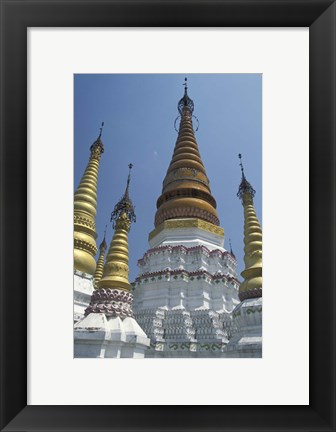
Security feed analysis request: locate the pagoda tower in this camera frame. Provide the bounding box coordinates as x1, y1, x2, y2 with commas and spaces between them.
74, 124, 104, 323
133, 80, 240, 358
74, 123, 104, 275
74, 165, 150, 358
226, 154, 262, 358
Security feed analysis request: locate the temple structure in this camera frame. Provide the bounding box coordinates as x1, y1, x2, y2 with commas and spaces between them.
73, 80, 262, 358
133, 80, 240, 357
74, 124, 104, 323
226, 155, 262, 357
74, 165, 150, 358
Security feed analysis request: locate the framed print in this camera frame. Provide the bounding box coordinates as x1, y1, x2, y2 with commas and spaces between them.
1, 1, 335, 431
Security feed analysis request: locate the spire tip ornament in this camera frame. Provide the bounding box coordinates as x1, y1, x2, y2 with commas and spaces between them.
90, 122, 105, 157
237, 153, 256, 202
99, 224, 108, 251
110, 164, 136, 229
178, 77, 194, 115
229, 238, 236, 259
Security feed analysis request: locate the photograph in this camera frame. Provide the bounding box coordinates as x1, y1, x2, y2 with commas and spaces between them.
73, 73, 262, 358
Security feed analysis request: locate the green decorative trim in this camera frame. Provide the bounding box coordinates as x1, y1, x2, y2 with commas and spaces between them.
169, 343, 178, 350
180, 343, 190, 350
200, 344, 210, 350
246, 307, 263, 314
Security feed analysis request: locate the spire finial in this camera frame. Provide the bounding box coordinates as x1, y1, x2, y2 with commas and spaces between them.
237, 154, 256, 201
178, 77, 194, 115
125, 163, 133, 198
98, 121, 104, 138
90, 122, 105, 155
183, 77, 188, 93
229, 238, 236, 259
99, 224, 108, 250
238, 153, 245, 179
110, 164, 136, 228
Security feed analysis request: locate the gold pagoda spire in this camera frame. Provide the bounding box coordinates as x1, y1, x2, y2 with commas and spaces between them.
237, 154, 262, 301
97, 164, 136, 292
74, 123, 104, 275
93, 226, 107, 287
154, 78, 220, 227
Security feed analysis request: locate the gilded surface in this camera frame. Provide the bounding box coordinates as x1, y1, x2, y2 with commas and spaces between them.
239, 190, 262, 300
97, 212, 132, 292
94, 243, 106, 288
154, 97, 219, 227
74, 238, 98, 256
74, 133, 104, 275
149, 218, 224, 240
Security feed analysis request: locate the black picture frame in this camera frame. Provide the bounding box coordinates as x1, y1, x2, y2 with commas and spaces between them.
1, 1, 335, 431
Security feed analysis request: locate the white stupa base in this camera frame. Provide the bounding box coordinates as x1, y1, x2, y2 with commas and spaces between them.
74, 313, 150, 358
225, 297, 262, 358
74, 270, 94, 323
134, 223, 240, 358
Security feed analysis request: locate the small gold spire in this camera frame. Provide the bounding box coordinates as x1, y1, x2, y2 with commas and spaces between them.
93, 226, 107, 287
74, 123, 104, 275
97, 166, 136, 292
237, 154, 262, 301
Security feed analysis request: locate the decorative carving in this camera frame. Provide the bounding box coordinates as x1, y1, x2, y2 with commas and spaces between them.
115, 212, 131, 232
74, 215, 96, 231
149, 218, 224, 240
107, 262, 129, 276
239, 288, 262, 301
155, 207, 220, 227
85, 288, 134, 318
74, 238, 97, 256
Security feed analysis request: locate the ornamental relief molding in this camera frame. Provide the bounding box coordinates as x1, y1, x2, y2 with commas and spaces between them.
239, 287, 262, 301
155, 208, 219, 227
85, 288, 134, 318
106, 262, 129, 275
74, 238, 97, 256
149, 218, 224, 239
74, 214, 96, 230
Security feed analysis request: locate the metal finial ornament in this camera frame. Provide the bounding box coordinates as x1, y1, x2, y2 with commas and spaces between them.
99, 121, 104, 138
237, 153, 256, 201
229, 238, 236, 259
183, 77, 188, 92
238, 153, 245, 179
178, 77, 194, 115
90, 122, 105, 154
99, 224, 108, 250
175, 78, 198, 131
110, 164, 136, 228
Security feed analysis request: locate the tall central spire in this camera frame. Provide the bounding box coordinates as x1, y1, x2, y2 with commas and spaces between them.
154, 78, 220, 227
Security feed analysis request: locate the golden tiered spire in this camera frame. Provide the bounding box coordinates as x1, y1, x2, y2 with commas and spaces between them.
237, 154, 262, 301
154, 78, 220, 227
93, 226, 107, 287
97, 164, 136, 292
74, 123, 105, 275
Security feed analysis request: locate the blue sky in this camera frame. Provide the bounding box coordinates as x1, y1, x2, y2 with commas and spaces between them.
74, 74, 262, 281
